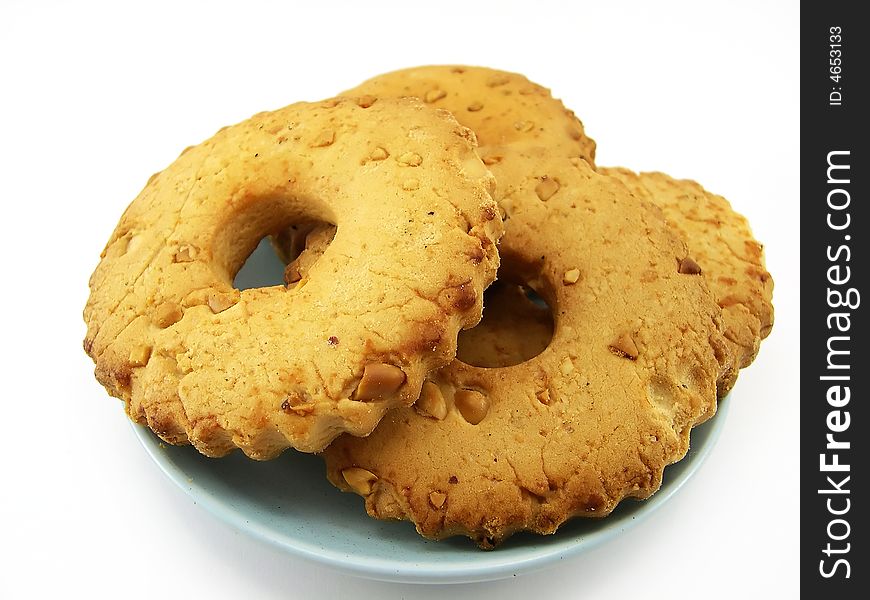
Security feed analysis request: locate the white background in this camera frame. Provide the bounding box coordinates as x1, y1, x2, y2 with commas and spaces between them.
1, 1, 799, 598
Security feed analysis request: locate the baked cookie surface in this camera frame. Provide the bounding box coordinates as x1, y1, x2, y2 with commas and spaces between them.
84, 96, 502, 458
346, 65, 596, 167
324, 140, 728, 546
601, 168, 774, 393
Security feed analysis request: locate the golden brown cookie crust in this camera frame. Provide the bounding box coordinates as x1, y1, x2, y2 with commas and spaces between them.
83, 96, 503, 458
345, 65, 596, 168
601, 168, 774, 394
320, 67, 728, 548
324, 141, 728, 547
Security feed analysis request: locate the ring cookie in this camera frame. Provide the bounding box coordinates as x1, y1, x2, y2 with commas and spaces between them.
83, 96, 503, 458
324, 142, 728, 546
321, 68, 729, 547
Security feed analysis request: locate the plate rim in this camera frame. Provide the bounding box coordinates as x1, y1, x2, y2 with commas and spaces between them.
133, 396, 729, 584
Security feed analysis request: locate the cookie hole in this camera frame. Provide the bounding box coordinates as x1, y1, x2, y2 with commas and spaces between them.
456, 280, 554, 368
233, 237, 286, 290
270, 222, 333, 263
274, 222, 337, 286
233, 221, 335, 290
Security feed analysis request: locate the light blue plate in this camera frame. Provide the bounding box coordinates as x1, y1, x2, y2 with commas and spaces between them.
132, 239, 730, 584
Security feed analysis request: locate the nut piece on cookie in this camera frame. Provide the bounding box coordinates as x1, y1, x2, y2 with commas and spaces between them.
342, 467, 378, 495
415, 381, 448, 420
207, 290, 240, 314
562, 268, 580, 285
535, 176, 560, 201
154, 302, 183, 328
354, 363, 406, 401
678, 257, 703, 275
429, 491, 448, 508
609, 333, 639, 360
128, 344, 152, 367
454, 389, 489, 425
